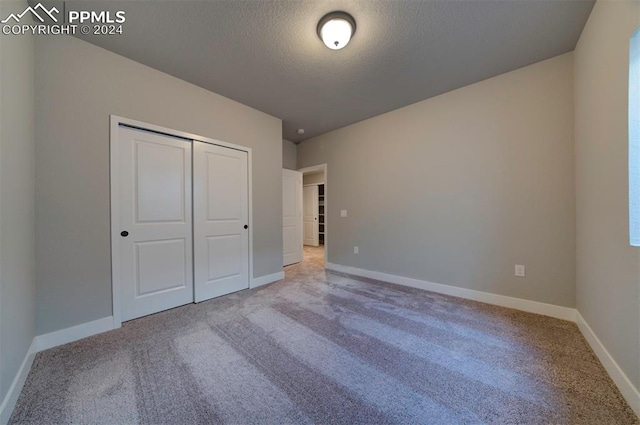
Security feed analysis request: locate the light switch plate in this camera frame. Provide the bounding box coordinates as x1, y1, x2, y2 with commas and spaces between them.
515, 265, 525, 277
341, 210, 347, 217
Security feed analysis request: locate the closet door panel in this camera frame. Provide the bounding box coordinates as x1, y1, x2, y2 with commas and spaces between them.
193, 141, 249, 302
118, 126, 193, 321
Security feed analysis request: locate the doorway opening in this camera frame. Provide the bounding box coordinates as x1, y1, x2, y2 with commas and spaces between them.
298, 164, 327, 267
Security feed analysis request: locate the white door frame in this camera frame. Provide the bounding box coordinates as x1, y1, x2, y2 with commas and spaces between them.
297, 164, 328, 265
110, 115, 254, 328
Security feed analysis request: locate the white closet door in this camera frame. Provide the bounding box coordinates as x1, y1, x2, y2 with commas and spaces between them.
303, 185, 319, 246
118, 126, 193, 321
282, 169, 303, 266
193, 141, 249, 302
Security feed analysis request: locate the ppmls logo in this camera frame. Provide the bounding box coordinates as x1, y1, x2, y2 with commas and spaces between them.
1, 3, 59, 24
2, 2, 126, 36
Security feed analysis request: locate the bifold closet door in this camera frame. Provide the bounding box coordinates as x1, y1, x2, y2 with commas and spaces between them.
193, 141, 250, 302
118, 126, 193, 322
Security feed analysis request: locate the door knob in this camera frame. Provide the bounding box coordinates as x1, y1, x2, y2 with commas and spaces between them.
121, 231, 129, 237
244, 225, 248, 229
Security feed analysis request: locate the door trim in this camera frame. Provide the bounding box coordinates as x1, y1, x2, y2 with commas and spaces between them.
110, 115, 254, 328
297, 164, 328, 265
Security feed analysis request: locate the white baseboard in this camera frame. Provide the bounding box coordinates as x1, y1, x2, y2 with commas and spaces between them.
251, 271, 285, 289
576, 312, 640, 417
0, 340, 36, 425
325, 262, 576, 321
34, 316, 115, 352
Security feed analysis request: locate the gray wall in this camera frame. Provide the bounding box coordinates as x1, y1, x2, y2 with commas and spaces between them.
282, 139, 297, 170
574, 0, 640, 390
0, 1, 36, 407
298, 53, 576, 308
35, 35, 283, 335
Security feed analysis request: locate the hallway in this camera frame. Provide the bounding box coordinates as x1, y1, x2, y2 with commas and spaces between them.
303, 245, 325, 268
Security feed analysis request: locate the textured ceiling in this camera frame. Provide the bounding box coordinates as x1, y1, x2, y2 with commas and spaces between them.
41, 0, 594, 142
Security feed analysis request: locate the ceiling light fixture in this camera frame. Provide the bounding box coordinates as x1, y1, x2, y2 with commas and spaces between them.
317, 11, 356, 50
297, 129, 305, 135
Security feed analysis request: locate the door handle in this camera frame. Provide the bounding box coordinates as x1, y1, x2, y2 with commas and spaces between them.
121, 231, 129, 237
244, 225, 248, 229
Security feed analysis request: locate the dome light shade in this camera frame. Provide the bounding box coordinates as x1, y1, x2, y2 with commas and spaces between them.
317, 12, 356, 50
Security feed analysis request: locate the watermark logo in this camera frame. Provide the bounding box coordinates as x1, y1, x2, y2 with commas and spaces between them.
1, 3, 59, 24
2, 2, 125, 36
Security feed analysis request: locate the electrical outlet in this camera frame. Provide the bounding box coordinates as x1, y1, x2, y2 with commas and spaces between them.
354, 246, 359, 254
341, 210, 347, 217
515, 265, 525, 277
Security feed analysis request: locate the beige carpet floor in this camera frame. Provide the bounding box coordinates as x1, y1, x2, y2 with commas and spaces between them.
302, 244, 325, 268
9, 244, 638, 424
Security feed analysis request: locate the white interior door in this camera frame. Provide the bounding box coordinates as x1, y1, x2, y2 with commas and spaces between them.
282, 169, 302, 266
193, 141, 249, 302
118, 126, 193, 322
303, 185, 319, 246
